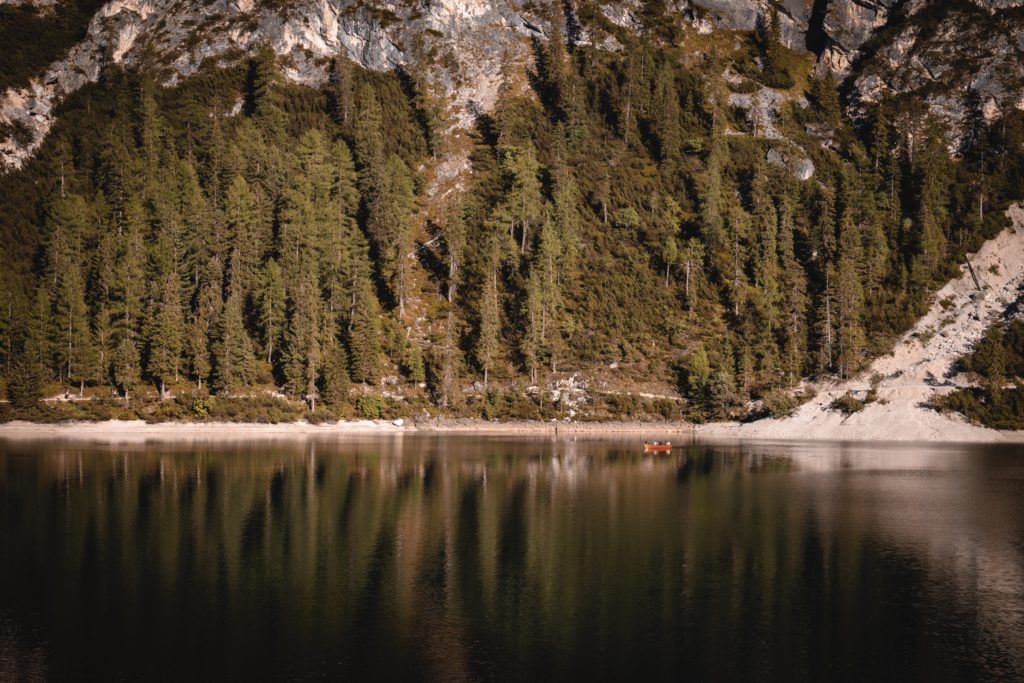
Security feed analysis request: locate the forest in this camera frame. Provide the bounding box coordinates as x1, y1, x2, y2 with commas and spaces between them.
2, 7, 1023, 423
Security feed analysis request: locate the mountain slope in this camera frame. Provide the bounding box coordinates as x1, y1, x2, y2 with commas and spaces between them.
4, 1, 1024, 170
2, 0, 1024, 427
722, 204, 1024, 441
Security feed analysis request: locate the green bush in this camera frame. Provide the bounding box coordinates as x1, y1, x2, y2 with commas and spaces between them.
829, 392, 866, 416
937, 388, 1024, 430
763, 389, 799, 418
356, 394, 387, 419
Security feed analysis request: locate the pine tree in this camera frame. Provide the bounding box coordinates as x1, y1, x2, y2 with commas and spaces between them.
188, 268, 220, 391
701, 120, 726, 260
444, 209, 467, 303
55, 266, 97, 394
816, 265, 837, 374
434, 309, 462, 408
258, 259, 285, 364
808, 72, 841, 128
327, 56, 355, 135
212, 290, 254, 392
476, 239, 502, 389
347, 272, 381, 384
552, 166, 581, 279
402, 343, 426, 384
652, 63, 683, 163
322, 139, 360, 319
284, 273, 322, 409
366, 155, 415, 317
355, 84, 386, 207
248, 44, 286, 136
751, 171, 780, 342
320, 337, 350, 409
145, 270, 184, 398
835, 176, 866, 378
522, 269, 544, 385
178, 159, 209, 291
726, 201, 751, 319
681, 238, 705, 312
501, 143, 543, 253
277, 177, 317, 287
758, 8, 792, 88
109, 198, 146, 398
25, 285, 56, 386
778, 196, 808, 382
536, 214, 563, 371
224, 175, 260, 298
7, 347, 43, 409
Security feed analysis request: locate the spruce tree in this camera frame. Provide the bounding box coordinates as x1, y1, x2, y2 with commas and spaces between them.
320, 338, 350, 409
778, 196, 808, 382
55, 266, 97, 394
212, 290, 254, 392
367, 155, 416, 317
145, 270, 184, 398
522, 270, 544, 386
835, 179, 866, 379
109, 198, 146, 398
25, 285, 56, 387
7, 347, 43, 409
476, 239, 502, 389
283, 274, 322, 408
444, 209, 467, 303
347, 272, 381, 384
224, 175, 260, 298
258, 259, 286, 364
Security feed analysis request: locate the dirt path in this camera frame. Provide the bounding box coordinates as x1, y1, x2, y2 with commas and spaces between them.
709, 204, 1024, 443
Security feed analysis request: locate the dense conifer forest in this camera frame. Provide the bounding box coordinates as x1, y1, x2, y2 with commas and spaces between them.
2, 10, 1023, 422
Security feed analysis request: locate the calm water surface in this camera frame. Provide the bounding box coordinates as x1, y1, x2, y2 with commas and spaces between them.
1, 436, 1023, 681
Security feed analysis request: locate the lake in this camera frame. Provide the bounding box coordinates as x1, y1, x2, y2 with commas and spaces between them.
1, 435, 1022, 681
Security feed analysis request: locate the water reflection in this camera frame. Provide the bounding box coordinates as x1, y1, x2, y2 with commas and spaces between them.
0, 437, 1022, 681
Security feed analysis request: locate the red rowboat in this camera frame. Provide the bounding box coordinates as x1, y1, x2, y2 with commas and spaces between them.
643, 442, 673, 452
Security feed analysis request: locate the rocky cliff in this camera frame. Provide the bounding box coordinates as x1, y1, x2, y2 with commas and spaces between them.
2, 0, 1024, 170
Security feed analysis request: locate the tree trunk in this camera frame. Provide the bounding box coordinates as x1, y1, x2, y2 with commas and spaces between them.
79, 379, 84, 398
160, 379, 166, 400
685, 259, 691, 305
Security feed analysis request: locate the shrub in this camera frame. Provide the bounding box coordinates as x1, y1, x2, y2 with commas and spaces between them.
763, 389, 799, 418
6, 354, 42, 409
829, 392, 866, 415
937, 387, 1024, 430
356, 394, 387, 419
192, 397, 213, 418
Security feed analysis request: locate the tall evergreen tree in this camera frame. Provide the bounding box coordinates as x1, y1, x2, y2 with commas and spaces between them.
284, 273, 322, 408
212, 290, 254, 392
258, 259, 286, 365
145, 270, 184, 398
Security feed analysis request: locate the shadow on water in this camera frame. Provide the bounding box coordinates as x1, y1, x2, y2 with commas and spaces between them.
0, 436, 1022, 681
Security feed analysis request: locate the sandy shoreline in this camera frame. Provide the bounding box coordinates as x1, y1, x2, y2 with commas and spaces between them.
1, 417, 1021, 444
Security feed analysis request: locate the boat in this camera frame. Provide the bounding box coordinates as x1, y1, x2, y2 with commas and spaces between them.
643, 442, 673, 452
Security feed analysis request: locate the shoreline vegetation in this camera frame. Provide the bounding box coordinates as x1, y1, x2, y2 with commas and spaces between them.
4, 14, 1024, 437
2, 416, 1022, 444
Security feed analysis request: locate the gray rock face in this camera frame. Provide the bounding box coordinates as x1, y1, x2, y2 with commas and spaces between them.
848, 2, 1024, 140
687, 1, 811, 49
0, 0, 543, 170
766, 147, 814, 181
2, 0, 1024, 170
